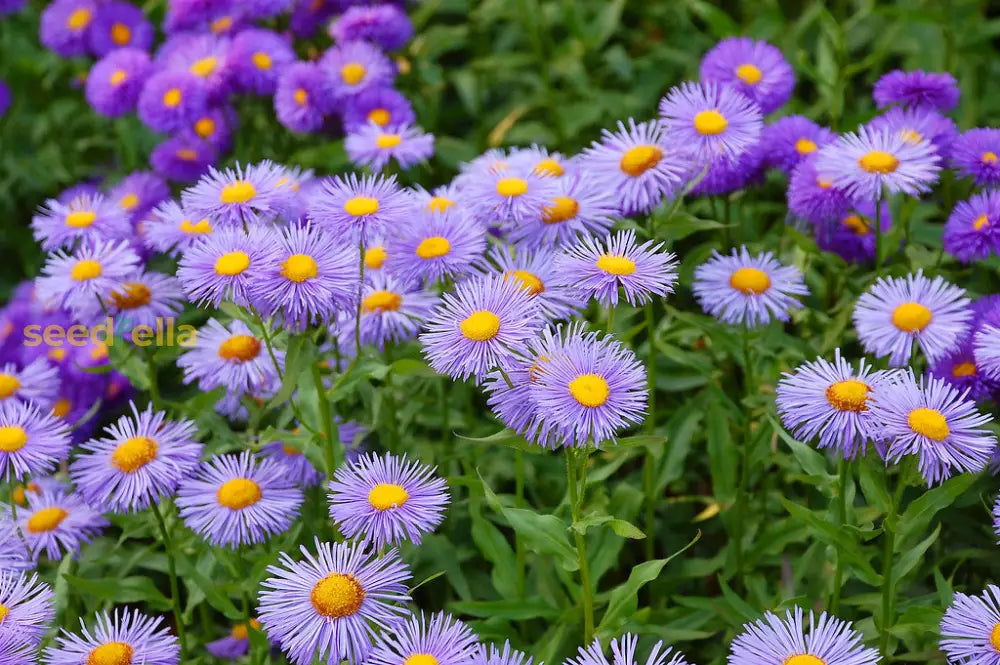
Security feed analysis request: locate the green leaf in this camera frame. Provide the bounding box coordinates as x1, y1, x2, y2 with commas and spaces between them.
897, 473, 977, 549
780, 497, 882, 586
608, 518, 645, 539
706, 404, 736, 503
449, 598, 560, 620
389, 357, 439, 377
63, 574, 171, 611
469, 504, 519, 599
174, 560, 244, 620
265, 334, 310, 410
858, 461, 891, 514
768, 416, 830, 479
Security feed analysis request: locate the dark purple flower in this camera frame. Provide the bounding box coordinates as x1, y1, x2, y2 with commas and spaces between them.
85, 47, 152, 118
873, 69, 959, 112
88, 1, 154, 56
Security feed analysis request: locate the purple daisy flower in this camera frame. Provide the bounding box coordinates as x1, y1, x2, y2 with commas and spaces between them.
776, 349, 896, 459
0, 519, 31, 571
247, 223, 357, 329
176, 451, 304, 548
554, 229, 677, 308
699, 37, 795, 114
259, 441, 322, 488
0, 0, 25, 16
873, 69, 960, 112
327, 452, 448, 549
815, 125, 941, 200
186, 106, 235, 152
85, 48, 152, 118
346, 123, 435, 171
0, 571, 54, 649
787, 155, 853, 224
576, 118, 691, 216
320, 40, 395, 101
275, 61, 336, 134
0, 80, 9, 117
290, 0, 337, 38
658, 81, 763, 164
329, 4, 414, 51
951, 128, 1000, 186
308, 173, 412, 245
867, 105, 958, 160
206, 620, 262, 660
476, 244, 585, 321
142, 200, 214, 256
943, 190, 1000, 263
420, 275, 542, 382
384, 209, 484, 284
333, 273, 438, 351
137, 70, 208, 133
689, 142, 765, 196
35, 239, 141, 320
975, 325, 1000, 382
814, 201, 892, 264
178, 318, 283, 395
568, 633, 693, 665
17, 489, 107, 561
509, 145, 573, 179
39, 0, 96, 57
342, 87, 416, 133
181, 161, 286, 227
871, 372, 996, 485
853, 271, 971, 366
109, 173, 170, 227
228, 28, 295, 95
464, 162, 559, 227
69, 402, 201, 514
176, 227, 278, 307
157, 31, 233, 102
930, 340, 996, 403
150, 134, 218, 183
88, 1, 153, 56
0, 400, 71, 481
257, 539, 411, 665
473, 641, 537, 665
940, 585, 1000, 665
505, 173, 615, 249
42, 609, 179, 665
31, 193, 132, 251
761, 115, 836, 173
692, 246, 808, 328
728, 607, 879, 665
369, 612, 478, 665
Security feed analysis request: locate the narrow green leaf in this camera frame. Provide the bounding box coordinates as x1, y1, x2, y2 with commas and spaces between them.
781, 497, 881, 586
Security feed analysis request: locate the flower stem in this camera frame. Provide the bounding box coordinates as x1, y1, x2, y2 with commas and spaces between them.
735, 328, 756, 588
879, 467, 904, 659
151, 502, 187, 657
515, 449, 526, 597
312, 363, 339, 477
565, 447, 594, 643
830, 457, 850, 614
355, 240, 365, 357
643, 297, 657, 560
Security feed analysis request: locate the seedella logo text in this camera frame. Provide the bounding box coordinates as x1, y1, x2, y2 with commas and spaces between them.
22, 317, 197, 348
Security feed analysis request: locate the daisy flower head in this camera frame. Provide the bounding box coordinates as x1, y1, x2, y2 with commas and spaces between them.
109, 171, 170, 223
229, 28, 295, 95
257, 539, 411, 665
0, 571, 55, 648
728, 607, 879, 665
157, 31, 233, 102
815, 125, 941, 200
941, 585, 1000, 665
689, 143, 765, 196
69, 402, 201, 513
327, 452, 448, 549
761, 115, 836, 173
35, 239, 141, 319
31, 192, 131, 251
814, 201, 892, 264
175, 226, 278, 307
943, 189, 1000, 263
866, 106, 958, 160
333, 273, 438, 351
506, 171, 618, 249
87, 1, 154, 56
137, 70, 208, 133
853, 271, 971, 366
275, 61, 336, 134
473, 641, 537, 665
329, 4, 413, 51
975, 325, 1000, 382
693, 246, 808, 328
320, 40, 395, 101
342, 86, 416, 133
873, 69, 960, 112
931, 340, 997, 403
182, 160, 286, 227
506, 144, 572, 178
776, 350, 896, 459
0, 520, 32, 571
105, 271, 185, 330
871, 372, 996, 485
368, 612, 478, 665
658, 81, 763, 164
290, 0, 337, 37
0, 400, 71, 481
384, 209, 485, 285
178, 318, 283, 395
141, 200, 215, 257
951, 128, 1000, 186
787, 154, 852, 224
185, 106, 235, 154
17, 488, 107, 561
0, 630, 33, 665
577, 118, 691, 216
150, 134, 218, 183
420, 275, 542, 382
699, 37, 795, 114
567, 633, 692, 665
39, 0, 96, 57
346, 123, 435, 172
408, 183, 466, 218
554, 229, 677, 308
464, 161, 559, 227
42, 609, 179, 665
308, 172, 412, 245
206, 619, 262, 660
477, 244, 586, 321
85, 47, 152, 118
259, 440, 322, 488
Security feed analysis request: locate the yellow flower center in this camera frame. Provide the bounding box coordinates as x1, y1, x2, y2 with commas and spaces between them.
460, 310, 501, 341
52, 398, 72, 419
891, 302, 933, 332
376, 133, 402, 149
111, 436, 158, 473
189, 56, 218, 78
214, 251, 251, 276
0, 374, 20, 399
504, 270, 544, 295
543, 197, 579, 224
294, 88, 308, 106
176, 148, 199, 161
795, 138, 818, 155
568, 374, 610, 408
990, 622, 1000, 651
180, 218, 212, 234
783, 655, 825, 665
252, 52, 272, 70
404, 655, 439, 665
362, 290, 403, 313
368, 108, 391, 126
817, 178, 833, 189
67, 8, 92, 30
162, 88, 182, 108
983, 152, 999, 165
364, 246, 387, 269
27, 507, 68, 533
528, 355, 550, 383
735, 63, 762, 84
825, 379, 870, 412
281, 254, 319, 283
66, 210, 97, 228
344, 197, 379, 217
220, 180, 257, 204
858, 150, 899, 174
71, 259, 103, 281
194, 117, 216, 138
729, 267, 771, 295
974, 214, 990, 231
87, 642, 134, 665
427, 196, 454, 213
595, 254, 636, 276
842, 214, 870, 235
368, 483, 409, 510
532, 158, 564, 177
231, 619, 261, 640
340, 63, 367, 86
119, 193, 140, 211
310, 573, 365, 617
210, 16, 233, 33
900, 129, 923, 145
109, 282, 152, 310
91, 343, 109, 361
907, 407, 950, 441
110, 70, 127, 86
110, 22, 131, 45
619, 145, 662, 177
953, 361, 977, 378
496, 178, 528, 197
216, 478, 262, 509
49, 348, 67, 363
0, 425, 27, 452
0, 602, 8, 622
415, 236, 451, 259
693, 109, 728, 136
218, 335, 262, 362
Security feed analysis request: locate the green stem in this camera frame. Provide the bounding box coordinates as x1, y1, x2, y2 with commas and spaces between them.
146, 351, 161, 410
355, 240, 365, 357
606, 306, 615, 335
643, 297, 657, 560
735, 328, 756, 588
313, 363, 339, 477
151, 502, 187, 657
830, 457, 850, 614
515, 449, 526, 597
879, 466, 903, 659
565, 448, 595, 643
